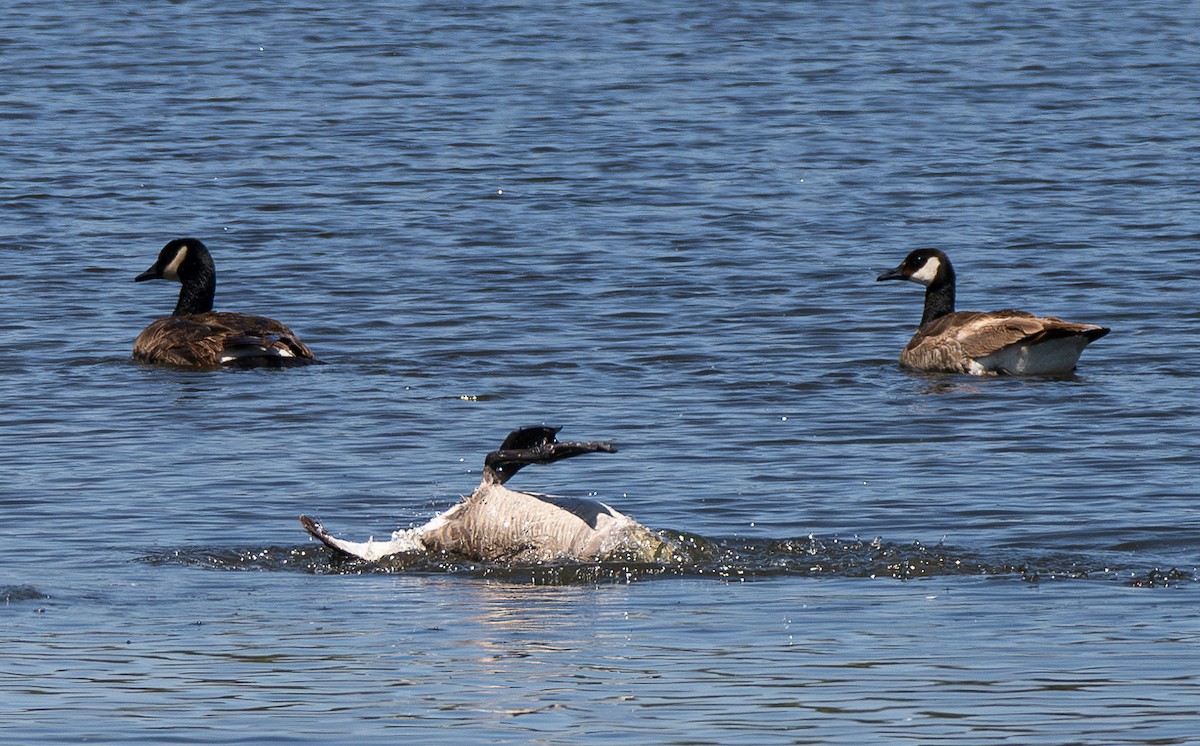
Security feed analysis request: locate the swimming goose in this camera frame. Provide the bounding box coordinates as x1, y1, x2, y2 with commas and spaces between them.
300, 426, 674, 564
876, 249, 1109, 376
133, 238, 317, 368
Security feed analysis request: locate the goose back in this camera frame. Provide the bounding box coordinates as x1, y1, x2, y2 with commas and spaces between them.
133, 311, 316, 368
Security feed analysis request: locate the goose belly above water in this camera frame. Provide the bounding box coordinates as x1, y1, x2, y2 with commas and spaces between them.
300, 425, 676, 565
303, 481, 666, 564
419, 482, 663, 563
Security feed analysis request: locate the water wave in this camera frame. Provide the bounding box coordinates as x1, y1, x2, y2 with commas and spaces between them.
140, 533, 1195, 588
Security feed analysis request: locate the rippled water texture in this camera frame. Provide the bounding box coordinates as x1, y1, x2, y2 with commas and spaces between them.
3, 1, 1200, 743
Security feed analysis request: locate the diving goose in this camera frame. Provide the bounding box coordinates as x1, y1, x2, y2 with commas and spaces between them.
133, 238, 317, 368
300, 426, 674, 564
876, 249, 1109, 376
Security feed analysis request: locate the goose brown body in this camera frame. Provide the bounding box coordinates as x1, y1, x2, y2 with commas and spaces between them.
133, 312, 315, 368
899, 309, 1109, 375
877, 249, 1108, 376
132, 238, 317, 369
300, 426, 675, 564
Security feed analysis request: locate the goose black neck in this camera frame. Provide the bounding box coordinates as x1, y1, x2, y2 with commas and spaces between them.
173, 260, 216, 315
920, 275, 955, 326
483, 438, 617, 485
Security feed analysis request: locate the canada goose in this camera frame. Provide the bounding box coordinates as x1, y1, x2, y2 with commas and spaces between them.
876, 249, 1109, 376
300, 426, 676, 564
133, 238, 317, 368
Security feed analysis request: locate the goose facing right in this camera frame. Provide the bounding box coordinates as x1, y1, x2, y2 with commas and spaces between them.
875, 249, 1109, 376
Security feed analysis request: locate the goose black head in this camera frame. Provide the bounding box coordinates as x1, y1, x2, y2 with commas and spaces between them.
876, 248, 954, 288
135, 238, 213, 284
135, 238, 217, 315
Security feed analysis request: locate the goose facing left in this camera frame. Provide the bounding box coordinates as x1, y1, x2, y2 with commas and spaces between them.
875, 248, 1109, 376
133, 238, 317, 369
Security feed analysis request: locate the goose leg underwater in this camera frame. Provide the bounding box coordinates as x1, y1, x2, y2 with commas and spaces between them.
876, 248, 1109, 376
300, 426, 677, 564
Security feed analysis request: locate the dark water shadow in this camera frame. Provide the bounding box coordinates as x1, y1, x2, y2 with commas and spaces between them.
2, 585, 50, 603
139, 533, 1196, 588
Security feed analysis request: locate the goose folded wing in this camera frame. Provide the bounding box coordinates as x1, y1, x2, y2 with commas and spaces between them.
947, 311, 1059, 358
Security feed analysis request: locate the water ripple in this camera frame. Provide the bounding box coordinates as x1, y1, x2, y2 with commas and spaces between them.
142, 535, 1197, 589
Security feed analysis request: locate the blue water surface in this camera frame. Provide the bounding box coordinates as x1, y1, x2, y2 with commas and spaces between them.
3, 1, 1199, 743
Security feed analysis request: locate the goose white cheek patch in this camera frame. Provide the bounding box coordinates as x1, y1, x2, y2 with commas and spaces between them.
162, 246, 188, 282
909, 256, 941, 285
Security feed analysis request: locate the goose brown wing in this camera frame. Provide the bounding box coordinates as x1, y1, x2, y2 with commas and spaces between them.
946, 310, 1108, 359
206, 312, 316, 359
1009, 315, 1110, 345
912, 310, 1100, 360
902, 311, 1040, 372
941, 310, 1050, 359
